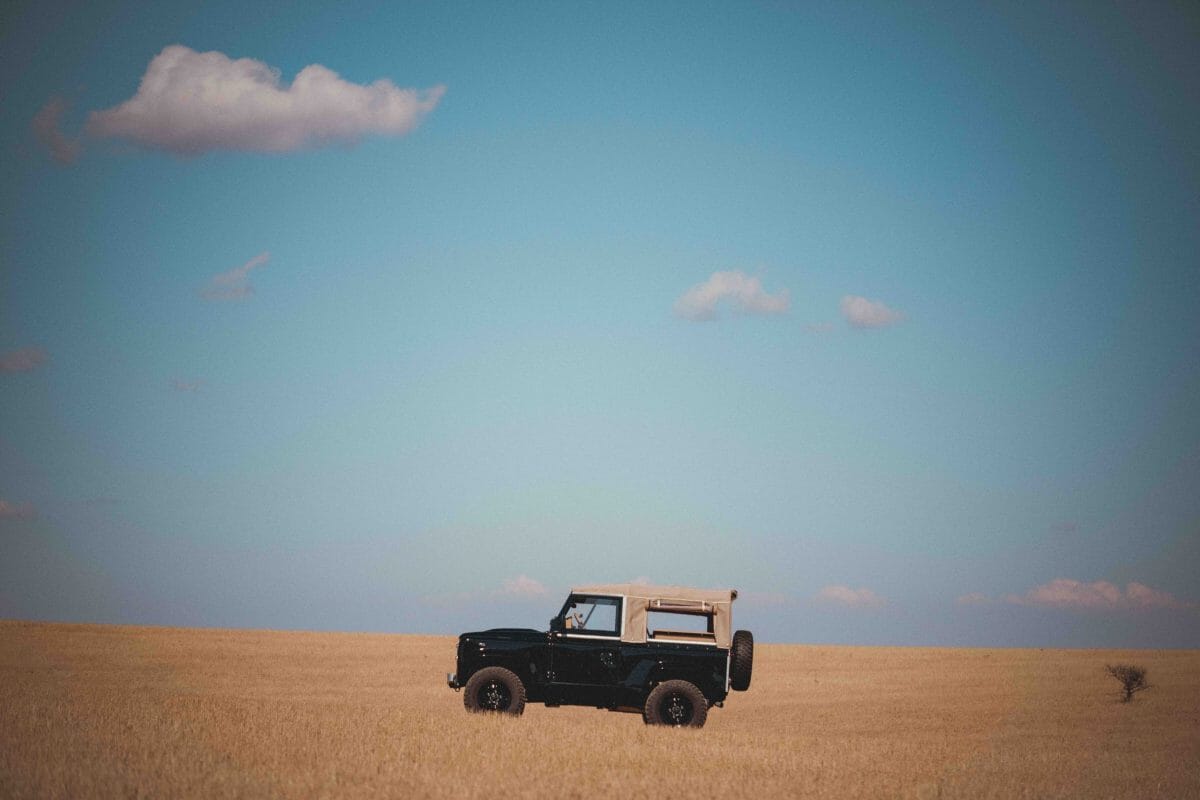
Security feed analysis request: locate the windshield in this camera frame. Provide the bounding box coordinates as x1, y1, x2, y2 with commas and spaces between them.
559, 595, 620, 636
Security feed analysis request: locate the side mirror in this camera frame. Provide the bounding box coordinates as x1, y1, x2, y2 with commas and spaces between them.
549, 617, 563, 633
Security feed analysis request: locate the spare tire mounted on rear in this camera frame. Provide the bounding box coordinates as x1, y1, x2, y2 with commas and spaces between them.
730, 629, 754, 691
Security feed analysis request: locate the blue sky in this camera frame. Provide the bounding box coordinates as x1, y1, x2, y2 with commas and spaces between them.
2, 1, 1198, 646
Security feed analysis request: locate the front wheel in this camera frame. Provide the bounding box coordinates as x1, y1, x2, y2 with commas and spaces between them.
643, 680, 708, 728
463, 667, 526, 715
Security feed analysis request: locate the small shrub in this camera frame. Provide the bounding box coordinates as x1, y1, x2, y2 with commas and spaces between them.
1106, 664, 1150, 702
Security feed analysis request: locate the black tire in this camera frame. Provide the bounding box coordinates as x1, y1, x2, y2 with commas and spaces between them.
730, 629, 754, 691
463, 667, 526, 715
642, 680, 708, 728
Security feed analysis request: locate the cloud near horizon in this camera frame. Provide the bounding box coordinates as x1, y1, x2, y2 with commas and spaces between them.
0, 347, 48, 373
85, 45, 445, 156
674, 270, 790, 321
840, 295, 904, 328
815, 585, 886, 609
1006, 578, 1193, 611
499, 575, 548, 597
201, 252, 270, 301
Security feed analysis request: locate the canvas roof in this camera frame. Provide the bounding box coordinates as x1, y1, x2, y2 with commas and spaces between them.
568, 583, 738, 647
571, 583, 737, 605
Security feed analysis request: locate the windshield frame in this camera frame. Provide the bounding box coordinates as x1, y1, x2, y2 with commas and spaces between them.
555, 593, 623, 639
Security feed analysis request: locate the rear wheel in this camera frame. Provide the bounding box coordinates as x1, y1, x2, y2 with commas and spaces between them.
463, 667, 526, 715
643, 680, 707, 728
730, 629, 754, 691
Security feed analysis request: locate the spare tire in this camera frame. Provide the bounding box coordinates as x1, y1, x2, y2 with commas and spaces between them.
730, 629, 753, 691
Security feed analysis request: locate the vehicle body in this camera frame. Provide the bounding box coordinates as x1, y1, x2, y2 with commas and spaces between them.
447, 582, 753, 727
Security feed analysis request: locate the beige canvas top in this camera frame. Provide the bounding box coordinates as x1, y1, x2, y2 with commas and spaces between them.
569, 583, 738, 648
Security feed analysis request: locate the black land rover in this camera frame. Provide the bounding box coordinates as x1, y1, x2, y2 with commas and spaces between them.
447, 583, 753, 728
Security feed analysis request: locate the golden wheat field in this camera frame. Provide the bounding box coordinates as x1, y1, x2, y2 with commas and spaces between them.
1, 620, 1198, 799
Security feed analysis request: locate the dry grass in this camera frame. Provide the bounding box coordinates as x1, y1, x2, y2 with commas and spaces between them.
2, 620, 1198, 799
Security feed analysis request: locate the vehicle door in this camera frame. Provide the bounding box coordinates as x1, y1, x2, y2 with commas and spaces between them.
548, 594, 623, 705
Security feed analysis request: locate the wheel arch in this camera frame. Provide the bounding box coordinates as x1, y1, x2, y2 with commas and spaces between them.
647, 661, 726, 703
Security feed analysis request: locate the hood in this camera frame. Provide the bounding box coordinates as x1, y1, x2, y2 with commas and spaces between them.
458, 627, 545, 643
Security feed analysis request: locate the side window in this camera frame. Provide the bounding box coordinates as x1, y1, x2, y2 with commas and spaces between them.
648, 611, 715, 641
562, 595, 621, 636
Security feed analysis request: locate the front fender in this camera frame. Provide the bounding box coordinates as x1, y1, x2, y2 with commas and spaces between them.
456, 635, 548, 692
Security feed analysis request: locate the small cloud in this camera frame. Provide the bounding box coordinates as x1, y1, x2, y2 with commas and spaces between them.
674, 270, 790, 321
1007, 578, 1194, 611
955, 592, 990, 606
815, 584, 886, 609
1125, 582, 1192, 610
840, 295, 904, 329
86, 45, 445, 156
499, 575, 548, 598
201, 252, 269, 301
0, 347, 48, 373
32, 97, 82, 165
0, 500, 36, 520
170, 378, 202, 393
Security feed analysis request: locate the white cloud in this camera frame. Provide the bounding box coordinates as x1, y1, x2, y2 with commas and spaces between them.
86, 45, 445, 156
32, 97, 81, 165
1007, 578, 1194, 611
0, 500, 35, 520
201, 252, 269, 301
1124, 582, 1187, 609
815, 585, 886, 609
955, 592, 990, 606
0, 347, 47, 373
840, 295, 904, 328
673, 270, 790, 321
499, 575, 548, 597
